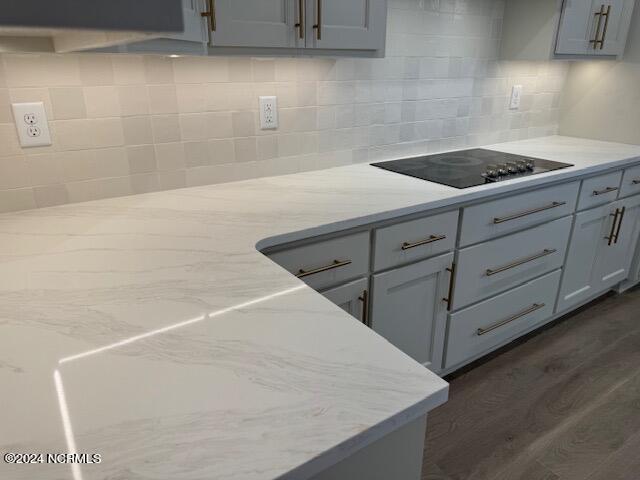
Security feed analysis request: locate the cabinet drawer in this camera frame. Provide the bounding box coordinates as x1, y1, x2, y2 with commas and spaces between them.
268, 231, 370, 290
619, 164, 640, 198
578, 171, 623, 210
445, 270, 561, 369
453, 217, 572, 310
459, 182, 579, 247
373, 210, 458, 271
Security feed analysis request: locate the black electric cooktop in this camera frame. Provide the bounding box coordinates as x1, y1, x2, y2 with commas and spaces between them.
371, 149, 573, 189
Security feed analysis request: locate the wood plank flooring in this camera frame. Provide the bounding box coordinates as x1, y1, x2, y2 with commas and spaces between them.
423, 287, 640, 480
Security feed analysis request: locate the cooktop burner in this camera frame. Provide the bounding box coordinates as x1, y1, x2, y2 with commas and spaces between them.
371, 149, 573, 189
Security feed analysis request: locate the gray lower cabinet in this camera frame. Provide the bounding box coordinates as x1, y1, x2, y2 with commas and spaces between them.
370, 253, 453, 373
453, 217, 572, 310
445, 270, 561, 369
559, 194, 640, 311
321, 278, 368, 324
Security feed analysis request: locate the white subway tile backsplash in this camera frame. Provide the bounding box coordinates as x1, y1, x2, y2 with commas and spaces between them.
0, 0, 565, 213
151, 115, 181, 143
155, 142, 185, 171
78, 55, 115, 86
147, 85, 178, 114
84, 86, 121, 118
122, 116, 154, 145
50, 87, 86, 120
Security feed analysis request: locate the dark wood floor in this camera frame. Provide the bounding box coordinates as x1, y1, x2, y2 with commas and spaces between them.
423, 286, 640, 480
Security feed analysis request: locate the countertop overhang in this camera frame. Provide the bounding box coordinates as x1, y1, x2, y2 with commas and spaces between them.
1, 135, 640, 480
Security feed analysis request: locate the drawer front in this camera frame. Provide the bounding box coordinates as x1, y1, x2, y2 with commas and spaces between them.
619, 164, 640, 198
578, 171, 623, 210
453, 216, 572, 310
373, 210, 458, 271
268, 231, 370, 290
459, 182, 579, 247
445, 270, 561, 369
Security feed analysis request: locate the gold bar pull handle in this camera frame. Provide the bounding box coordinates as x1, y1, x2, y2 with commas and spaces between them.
590, 4, 606, 49
358, 289, 370, 327
295, 0, 305, 39
592, 186, 619, 196
485, 249, 557, 277
493, 201, 567, 224
605, 208, 620, 246
296, 259, 352, 278
613, 206, 626, 244
600, 4, 612, 49
477, 303, 545, 336
313, 0, 322, 40
201, 0, 216, 32
442, 263, 456, 312
401, 234, 447, 250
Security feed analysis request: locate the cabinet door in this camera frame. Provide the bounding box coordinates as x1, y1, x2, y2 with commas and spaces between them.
558, 195, 640, 312
167, 0, 208, 43
370, 253, 453, 372
321, 278, 368, 324
305, 0, 387, 51
594, 195, 640, 288
556, 0, 635, 56
210, 0, 297, 48
558, 203, 614, 312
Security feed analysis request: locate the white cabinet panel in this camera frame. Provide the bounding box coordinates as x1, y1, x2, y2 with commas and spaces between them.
211, 0, 296, 48
371, 253, 453, 372
373, 210, 458, 271
459, 182, 579, 247
556, 0, 635, 56
321, 277, 368, 324
454, 217, 572, 310
305, 0, 387, 51
445, 270, 561, 369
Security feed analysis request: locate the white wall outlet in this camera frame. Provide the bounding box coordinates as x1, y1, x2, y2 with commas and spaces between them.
509, 84, 523, 110
11, 102, 52, 148
259, 96, 278, 130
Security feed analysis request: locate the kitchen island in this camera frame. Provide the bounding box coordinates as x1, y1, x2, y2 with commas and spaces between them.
2, 136, 640, 480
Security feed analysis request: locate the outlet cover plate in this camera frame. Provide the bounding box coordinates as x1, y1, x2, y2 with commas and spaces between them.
11, 102, 52, 147
259, 96, 278, 130
509, 85, 523, 110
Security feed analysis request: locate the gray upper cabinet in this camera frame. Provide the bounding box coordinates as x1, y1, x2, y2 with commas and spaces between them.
87, 0, 387, 56
555, 0, 635, 56
210, 0, 298, 48
0, 0, 183, 32
305, 0, 387, 51
0, 0, 184, 53
501, 0, 636, 60
206, 0, 387, 55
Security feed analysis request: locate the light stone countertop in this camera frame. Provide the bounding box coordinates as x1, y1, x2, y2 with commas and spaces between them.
1, 135, 640, 480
